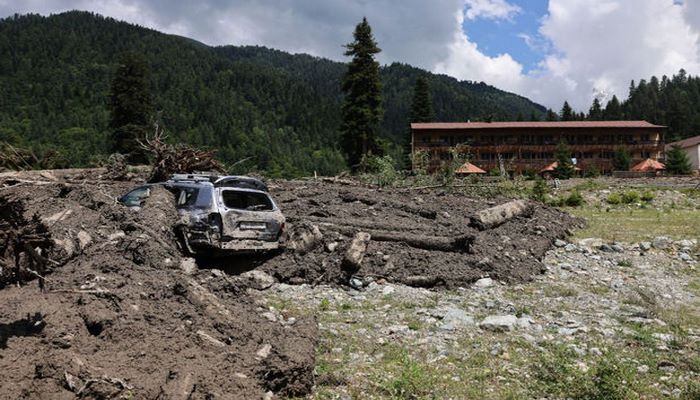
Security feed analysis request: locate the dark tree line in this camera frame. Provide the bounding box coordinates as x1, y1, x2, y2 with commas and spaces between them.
548, 70, 700, 142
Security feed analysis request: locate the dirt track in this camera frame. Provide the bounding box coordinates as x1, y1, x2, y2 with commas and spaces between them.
0, 170, 580, 399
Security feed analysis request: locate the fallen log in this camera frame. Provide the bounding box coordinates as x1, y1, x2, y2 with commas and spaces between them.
469, 199, 533, 231
317, 223, 473, 253
338, 192, 436, 219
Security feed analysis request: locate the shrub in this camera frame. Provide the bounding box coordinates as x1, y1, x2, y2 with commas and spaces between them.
565, 190, 584, 207
641, 191, 655, 202
368, 155, 399, 187
584, 165, 601, 178
622, 190, 640, 204
531, 177, 549, 202
522, 168, 537, 180
606, 193, 622, 205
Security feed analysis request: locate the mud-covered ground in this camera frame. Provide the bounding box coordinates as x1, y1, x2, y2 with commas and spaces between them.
0, 170, 581, 399
0, 171, 316, 399
254, 179, 582, 288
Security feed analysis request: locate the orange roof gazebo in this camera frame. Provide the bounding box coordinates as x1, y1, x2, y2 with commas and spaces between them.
455, 161, 486, 174
631, 158, 665, 172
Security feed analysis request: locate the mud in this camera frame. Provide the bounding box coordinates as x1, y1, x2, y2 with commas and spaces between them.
255, 179, 583, 288
0, 171, 581, 399
0, 176, 317, 399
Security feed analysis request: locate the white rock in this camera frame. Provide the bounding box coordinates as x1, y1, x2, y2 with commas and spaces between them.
256, 344, 272, 359
554, 239, 567, 248
440, 307, 475, 331
474, 277, 494, 288
652, 236, 673, 250
381, 285, 395, 296
564, 244, 578, 252
578, 238, 603, 249
479, 315, 518, 332
637, 365, 650, 373
639, 242, 652, 251
76, 230, 92, 250
238, 270, 276, 290
180, 258, 197, 275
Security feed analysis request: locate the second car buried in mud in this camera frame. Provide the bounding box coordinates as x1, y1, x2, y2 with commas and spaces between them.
119, 174, 286, 254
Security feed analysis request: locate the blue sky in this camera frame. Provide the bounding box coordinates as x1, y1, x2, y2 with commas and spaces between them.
2, 0, 700, 110
463, 0, 549, 73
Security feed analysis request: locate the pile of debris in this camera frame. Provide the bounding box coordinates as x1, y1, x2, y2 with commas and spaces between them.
0, 177, 317, 399
139, 131, 224, 183
255, 180, 583, 288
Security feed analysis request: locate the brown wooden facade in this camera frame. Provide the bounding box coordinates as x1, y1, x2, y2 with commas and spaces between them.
411, 121, 666, 174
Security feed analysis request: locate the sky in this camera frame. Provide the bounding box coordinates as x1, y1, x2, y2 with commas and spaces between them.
2, 0, 699, 112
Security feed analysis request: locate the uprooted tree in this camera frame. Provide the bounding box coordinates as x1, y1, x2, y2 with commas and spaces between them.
139, 125, 224, 183
0, 196, 54, 290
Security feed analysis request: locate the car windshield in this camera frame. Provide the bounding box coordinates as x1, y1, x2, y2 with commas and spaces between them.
221, 190, 273, 211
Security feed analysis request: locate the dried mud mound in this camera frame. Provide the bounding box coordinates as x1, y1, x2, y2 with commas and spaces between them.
0, 180, 317, 399
259, 180, 583, 288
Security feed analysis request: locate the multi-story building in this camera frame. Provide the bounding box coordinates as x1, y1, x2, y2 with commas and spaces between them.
410, 121, 666, 174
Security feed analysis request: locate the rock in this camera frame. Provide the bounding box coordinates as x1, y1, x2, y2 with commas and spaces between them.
473, 277, 494, 288
610, 244, 624, 253
76, 230, 92, 251
381, 285, 395, 296
515, 316, 533, 328
637, 365, 650, 373
599, 244, 613, 252
554, 239, 567, 248
238, 270, 276, 290
440, 307, 475, 331
639, 242, 652, 251
652, 236, 673, 250
676, 239, 695, 248
578, 238, 603, 249
564, 244, 578, 252
679, 253, 692, 262
107, 230, 126, 241
325, 241, 339, 252
287, 223, 323, 254
256, 344, 272, 360
343, 232, 371, 273
197, 330, 226, 347
589, 347, 603, 356
559, 263, 573, 271
179, 258, 197, 275
479, 315, 518, 332
349, 277, 364, 290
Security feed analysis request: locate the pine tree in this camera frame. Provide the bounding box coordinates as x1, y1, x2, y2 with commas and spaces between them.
553, 141, 575, 179
588, 98, 603, 120
612, 148, 631, 171
409, 76, 434, 123
546, 109, 558, 121
560, 101, 574, 121
603, 95, 623, 120
340, 17, 383, 172
109, 52, 152, 163
665, 145, 692, 175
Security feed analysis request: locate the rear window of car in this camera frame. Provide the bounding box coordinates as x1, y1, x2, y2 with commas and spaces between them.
221, 190, 273, 211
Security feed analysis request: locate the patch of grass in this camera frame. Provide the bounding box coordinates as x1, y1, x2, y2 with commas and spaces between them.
318, 298, 330, 311
378, 347, 438, 399
606, 193, 622, 205
569, 207, 700, 242
617, 259, 633, 268
641, 191, 655, 202
589, 285, 610, 295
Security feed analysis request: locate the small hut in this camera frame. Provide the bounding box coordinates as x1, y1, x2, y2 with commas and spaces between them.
455, 161, 486, 175
631, 158, 665, 172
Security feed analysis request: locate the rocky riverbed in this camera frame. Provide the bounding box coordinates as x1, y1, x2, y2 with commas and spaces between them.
254, 236, 699, 399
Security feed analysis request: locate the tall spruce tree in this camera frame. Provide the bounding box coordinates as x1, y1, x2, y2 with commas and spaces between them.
603, 95, 623, 120
109, 52, 152, 163
665, 145, 692, 175
546, 109, 558, 121
560, 101, 574, 121
410, 76, 434, 123
340, 17, 383, 172
553, 141, 575, 179
588, 98, 603, 120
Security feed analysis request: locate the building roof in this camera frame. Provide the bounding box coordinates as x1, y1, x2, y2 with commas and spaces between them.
455, 161, 486, 174
411, 121, 666, 130
666, 135, 700, 149
631, 158, 665, 172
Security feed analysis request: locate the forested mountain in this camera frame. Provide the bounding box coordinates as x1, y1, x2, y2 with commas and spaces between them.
0, 11, 545, 176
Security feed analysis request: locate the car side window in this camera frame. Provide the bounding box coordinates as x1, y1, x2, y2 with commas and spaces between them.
122, 187, 150, 207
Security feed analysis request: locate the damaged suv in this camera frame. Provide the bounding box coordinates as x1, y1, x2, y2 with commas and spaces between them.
119, 174, 285, 254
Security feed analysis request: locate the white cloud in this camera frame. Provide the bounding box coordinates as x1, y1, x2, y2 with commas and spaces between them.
464, 0, 521, 20
435, 0, 700, 111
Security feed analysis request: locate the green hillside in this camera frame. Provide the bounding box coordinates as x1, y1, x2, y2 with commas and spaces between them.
0, 11, 546, 176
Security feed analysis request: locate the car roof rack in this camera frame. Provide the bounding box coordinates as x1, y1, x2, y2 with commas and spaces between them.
168, 173, 217, 184
214, 176, 268, 192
